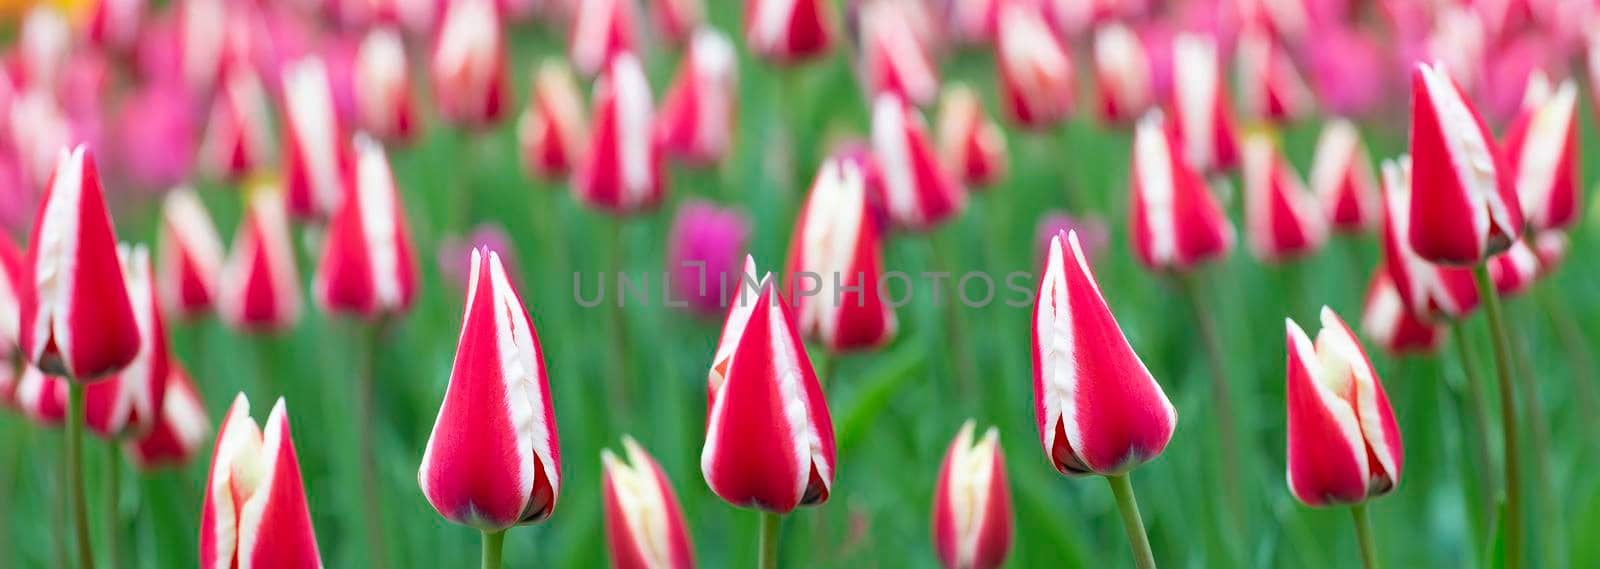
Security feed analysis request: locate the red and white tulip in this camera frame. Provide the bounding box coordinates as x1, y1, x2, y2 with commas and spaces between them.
125, 364, 210, 469
1234, 28, 1313, 123
1407, 62, 1523, 264
1169, 33, 1240, 172
657, 30, 739, 165
1501, 71, 1579, 232
948, 0, 1000, 44
282, 57, 352, 221
575, 54, 665, 215
1532, 231, 1567, 276
84, 244, 170, 440
931, 420, 1013, 569
11, 366, 67, 424
156, 187, 224, 320
200, 394, 324, 568
744, 0, 835, 63
314, 136, 418, 319
354, 27, 418, 145
518, 60, 588, 180
1242, 132, 1327, 261
1308, 119, 1380, 233
649, 0, 703, 45
0, 232, 22, 351
1092, 23, 1153, 126
83, 0, 146, 51
872, 94, 966, 230
571, 0, 639, 77
199, 67, 275, 181
935, 84, 1007, 189
1128, 111, 1235, 271
1488, 239, 1540, 297
784, 159, 896, 352
995, 3, 1073, 129
430, 0, 510, 128
218, 183, 302, 332
1361, 264, 1443, 355
1379, 157, 1479, 321
601, 436, 697, 569
177, 0, 228, 94
861, 0, 939, 107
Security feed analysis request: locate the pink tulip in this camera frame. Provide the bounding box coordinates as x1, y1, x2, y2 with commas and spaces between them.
1501, 71, 1579, 232
1305, 26, 1385, 117
430, 0, 510, 128
1361, 264, 1443, 355
8, 89, 79, 191
354, 28, 419, 145
518, 60, 589, 180
995, 3, 1074, 129
1407, 62, 1523, 264
1242, 132, 1327, 261
218, 183, 302, 332
931, 421, 1013, 569
84, 0, 146, 51
784, 159, 896, 352
745, 0, 836, 63
935, 84, 1007, 189
872, 94, 966, 230
1378, 157, 1479, 321
84, 245, 170, 440
1128, 111, 1235, 272
571, 0, 639, 77
0, 232, 21, 350
666, 200, 750, 317
125, 364, 209, 469
1092, 23, 1154, 126
282, 57, 353, 221
314, 136, 419, 319
575, 54, 665, 215
1034, 211, 1107, 264
602, 437, 697, 569
199, 66, 275, 181
657, 30, 739, 165
200, 394, 324, 567
649, 0, 703, 45
948, 0, 1000, 44
156, 188, 224, 319
1308, 119, 1380, 233
437, 224, 517, 291
16, 7, 71, 90
177, 0, 228, 93
113, 83, 196, 190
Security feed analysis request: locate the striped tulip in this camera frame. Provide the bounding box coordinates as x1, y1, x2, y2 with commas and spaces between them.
948, 0, 1000, 44
935, 84, 1007, 189
575, 54, 664, 215
11, 366, 67, 424
17, 7, 70, 90
85, 244, 170, 439
419, 248, 562, 529
703, 257, 835, 513
19, 146, 141, 380
931, 421, 1013, 569
1361, 264, 1442, 355
0, 232, 21, 350
1407, 62, 1523, 264
1235, 28, 1313, 123
1033, 230, 1177, 476
1169, 34, 1240, 172
1285, 307, 1403, 506
784, 159, 896, 352
1379, 157, 1479, 321
1092, 23, 1153, 126
601, 437, 696, 569
744, 0, 835, 63
218, 183, 302, 332
178, 0, 227, 92
314, 135, 419, 319
200, 394, 324, 568
995, 3, 1073, 129
656, 30, 739, 165
199, 67, 275, 181
156, 187, 224, 319
571, 0, 639, 77
872, 94, 966, 229
1242, 132, 1327, 261
125, 364, 209, 469
84, 0, 145, 50
518, 60, 588, 180
1501, 71, 1579, 232
1532, 231, 1567, 275
861, 1, 938, 107
355, 27, 418, 145
1309, 119, 1380, 233
282, 57, 352, 220
1488, 239, 1539, 297
1128, 111, 1235, 272
430, 0, 509, 128
649, 0, 702, 45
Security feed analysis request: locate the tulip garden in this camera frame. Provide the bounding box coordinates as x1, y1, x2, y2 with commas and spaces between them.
3, 0, 1600, 568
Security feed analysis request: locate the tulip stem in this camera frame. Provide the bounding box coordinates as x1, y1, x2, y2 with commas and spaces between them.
1174, 272, 1244, 532
1351, 503, 1379, 569
66, 380, 94, 569
105, 442, 120, 569
1447, 322, 1497, 545
1107, 474, 1157, 569
359, 322, 390, 569
758, 512, 782, 569
480, 529, 505, 569
1473, 263, 1521, 569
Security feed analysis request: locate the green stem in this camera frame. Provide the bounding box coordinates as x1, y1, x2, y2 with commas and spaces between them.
1448, 322, 1497, 542
758, 511, 782, 569
66, 381, 94, 569
359, 322, 390, 568
1174, 271, 1244, 533
1107, 474, 1158, 569
105, 442, 120, 569
1473, 263, 1522, 569
928, 236, 976, 399
1351, 503, 1379, 569
480, 529, 505, 569
1507, 304, 1561, 568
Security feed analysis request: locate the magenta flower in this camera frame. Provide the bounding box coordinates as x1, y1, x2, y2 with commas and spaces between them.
666, 200, 750, 317
437, 224, 517, 291
113, 82, 197, 191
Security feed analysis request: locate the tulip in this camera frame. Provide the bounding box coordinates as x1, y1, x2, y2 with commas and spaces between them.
1235, 28, 1313, 123
1531, 231, 1567, 276
125, 363, 209, 469
218, 182, 302, 332
666, 200, 750, 317
17, 7, 70, 90
872, 94, 966, 229
649, 0, 703, 45
935, 85, 1007, 189
199, 66, 275, 181
156, 187, 224, 319
1406, 62, 1523, 265
0, 232, 21, 351
1378, 157, 1479, 321
1034, 211, 1107, 264
948, 0, 1000, 44
1169, 33, 1239, 172
1309, 119, 1380, 233
745, 0, 835, 63
1127, 111, 1235, 271
518, 60, 588, 180
601, 437, 697, 569
1424, 7, 1486, 94
84, 244, 170, 440
430, 0, 510, 128
571, 0, 639, 77
1242, 132, 1327, 261
314, 135, 419, 319
11, 366, 67, 425
8, 89, 78, 192
1305, 27, 1384, 117
1501, 71, 1579, 232
200, 394, 323, 568
861, 1, 939, 107
1488, 240, 1539, 298
657, 30, 739, 165
437, 224, 517, 291
575, 54, 665, 215
84, 0, 145, 51
931, 421, 1013, 569
995, 3, 1073, 129
1361, 264, 1442, 355
178, 0, 228, 93
355, 27, 419, 145
1092, 23, 1154, 126
784, 159, 896, 352
282, 57, 353, 221
419, 248, 562, 536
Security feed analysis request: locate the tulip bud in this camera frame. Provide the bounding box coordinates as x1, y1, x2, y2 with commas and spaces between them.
199, 67, 275, 181
785, 160, 896, 352
745, 0, 835, 63
1235, 28, 1313, 123
1169, 34, 1240, 172
0, 232, 22, 350
657, 30, 739, 165
1128, 111, 1235, 271
219, 182, 302, 332
1243, 132, 1327, 261
1361, 264, 1442, 355
935, 85, 1007, 189
1379, 157, 1480, 321
19, 146, 142, 380
861, 1, 939, 107
200, 394, 324, 567
156, 187, 224, 319
7, 89, 77, 192
602, 437, 697, 569
178, 0, 228, 93
1407, 62, 1523, 264
649, 0, 703, 45
430, 0, 510, 128
931, 421, 1013, 569
419, 248, 562, 529
314, 135, 419, 319
518, 60, 588, 180
85, 245, 170, 439
1532, 230, 1567, 275
125, 363, 209, 469
1092, 23, 1154, 126
873, 94, 966, 229
666, 200, 750, 317
571, 0, 639, 77
282, 57, 353, 221
995, 4, 1074, 129
1309, 119, 1380, 233
17, 7, 70, 90
948, 0, 1000, 44
703, 257, 836, 513
1285, 307, 1404, 506
1424, 7, 1486, 94
575, 54, 665, 215
84, 0, 145, 51
1488, 239, 1539, 297
1501, 71, 1579, 232
12, 366, 68, 424
355, 28, 418, 145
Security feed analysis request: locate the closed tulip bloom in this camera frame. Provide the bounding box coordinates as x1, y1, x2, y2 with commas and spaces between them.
1235, 28, 1313, 123
745, 0, 835, 63
785, 160, 896, 352
85, 245, 169, 439
873, 94, 966, 229
666, 200, 750, 317
861, 1, 938, 107
1309, 119, 1380, 233
19, 146, 141, 380
602, 437, 697, 569
1285, 307, 1404, 506
571, 0, 639, 77
575, 54, 665, 215
420, 248, 562, 529
650, 0, 703, 45
200, 394, 323, 568
314, 135, 419, 318
84, 0, 145, 51
0, 232, 21, 350
282, 57, 352, 221
931, 421, 1013, 569
1488, 239, 1540, 297
1501, 71, 1579, 232
1092, 23, 1154, 126
935, 85, 1006, 189
178, 0, 227, 93
1128, 111, 1235, 271
948, 0, 1000, 44
1243, 133, 1327, 261
518, 60, 588, 180
125, 364, 209, 469
219, 183, 302, 332
656, 30, 738, 165
12, 366, 68, 424
1169, 33, 1240, 172
995, 3, 1073, 129
156, 187, 224, 319
355, 28, 418, 145
1361, 264, 1442, 355
1531, 231, 1567, 276
1379, 158, 1479, 321
430, 0, 510, 128
17, 7, 70, 90
703, 257, 836, 513
1407, 62, 1524, 264
199, 67, 275, 181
